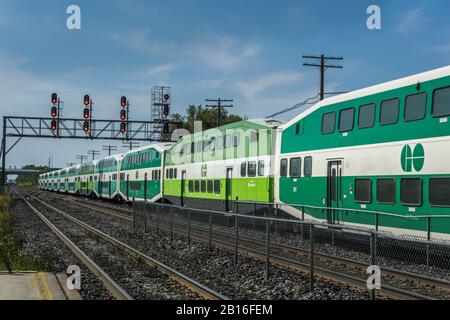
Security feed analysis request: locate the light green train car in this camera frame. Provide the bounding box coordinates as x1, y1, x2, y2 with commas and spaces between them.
164, 119, 282, 212
77, 161, 97, 197
94, 155, 123, 199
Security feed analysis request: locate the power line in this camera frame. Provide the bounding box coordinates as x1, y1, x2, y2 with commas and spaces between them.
265, 93, 321, 119
205, 98, 234, 127
66, 162, 76, 167
102, 145, 118, 156
303, 54, 343, 101
87, 150, 100, 161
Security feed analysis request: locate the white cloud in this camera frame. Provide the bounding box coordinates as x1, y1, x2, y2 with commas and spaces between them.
109, 30, 174, 55
235, 72, 302, 102
146, 63, 177, 76
397, 8, 422, 34
186, 35, 261, 70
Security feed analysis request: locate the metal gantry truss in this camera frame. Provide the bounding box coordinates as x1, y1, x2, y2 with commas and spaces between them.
0, 116, 181, 190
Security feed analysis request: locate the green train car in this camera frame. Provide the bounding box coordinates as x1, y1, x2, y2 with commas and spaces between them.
164, 119, 281, 212
276, 66, 450, 237
94, 155, 122, 199
77, 161, 97, 197
118, 144, 171, 202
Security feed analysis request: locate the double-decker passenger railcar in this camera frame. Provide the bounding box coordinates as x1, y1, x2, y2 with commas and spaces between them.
67, 165, 80, 194
118, 143, 171, 202
94, 155, 123, 199
164, 119, 281, 212
77, 161, 97, 197
276, 66, 450, 236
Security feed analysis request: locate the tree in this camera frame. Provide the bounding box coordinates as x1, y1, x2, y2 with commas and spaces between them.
15, 165, 49, 186
170, 105, 244, 133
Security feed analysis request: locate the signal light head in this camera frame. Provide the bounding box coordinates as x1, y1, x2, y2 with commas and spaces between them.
120, 122, 126, 133
163, 94, 170, 101
83, 95, 90, 106
83, 121, 90, 133
83, 108, 90, 120
163, 105, 170, 117
121, 96, 127, 108
163, 122, 169, 134
51, 106, 58, 118
51, 120, 57, 131
120, 109, 127, 121
51, 93, 58, 105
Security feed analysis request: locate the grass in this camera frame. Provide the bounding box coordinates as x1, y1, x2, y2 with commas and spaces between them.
0, 195, 50, 272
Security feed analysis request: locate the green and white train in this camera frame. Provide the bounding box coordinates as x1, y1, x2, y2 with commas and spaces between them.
38, 66, 450, 237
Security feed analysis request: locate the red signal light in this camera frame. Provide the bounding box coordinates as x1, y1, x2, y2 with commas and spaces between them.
83, 95, 90, 106
120, 122, 126, 133
120, 109, 127, 121
163, 94, 170, 101
83, 108, 90, 120
51, 106, 58, 118
163, 105, 170, 117
51, 120, 57, 131
121, 96, 127, 108
83, 121, 90, 133
163, 122, 169, 134
51, 93, 58, 105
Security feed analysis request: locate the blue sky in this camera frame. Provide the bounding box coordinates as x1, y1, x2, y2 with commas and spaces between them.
1, 0, 450, 168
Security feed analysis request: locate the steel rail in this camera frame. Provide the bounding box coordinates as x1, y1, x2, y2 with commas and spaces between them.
12, 189, 133, 300
28, 193, 229, 300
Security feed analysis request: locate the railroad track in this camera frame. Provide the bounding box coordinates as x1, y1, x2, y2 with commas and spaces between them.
16, 189, 228, 300
37, 190, 450, 300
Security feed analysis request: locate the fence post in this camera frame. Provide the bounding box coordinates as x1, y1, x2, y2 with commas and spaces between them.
188, 210, 192, 246
209, 213, 213, 252
427, 217, 431, 267
170, 206, 174, 242
132, 198, 136, 232
375, 213, 379, 232
370, 231, 376, 300
143, 202, 147, 234
265, 217, 270, 278
331, 224, 334, 248
234, 215, 239, 264
156, 204, 160, 237
310, 223, 314, 291
252, 202, 256, 231
274, 204, 278, 235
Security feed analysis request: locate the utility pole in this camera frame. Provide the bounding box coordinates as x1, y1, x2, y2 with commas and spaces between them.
122, 141, 140, 151
102, 145, 118, 156
76, 155, 88, 164
303, 55, 343, 101
87, 150, 100, 161
205, 98, 234, 128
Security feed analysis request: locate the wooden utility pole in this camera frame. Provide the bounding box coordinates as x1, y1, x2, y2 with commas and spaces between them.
303, 55, 343, 101
205, 98, 234, 128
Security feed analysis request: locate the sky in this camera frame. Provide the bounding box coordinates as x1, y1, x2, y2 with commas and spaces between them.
1, 0, 450, 169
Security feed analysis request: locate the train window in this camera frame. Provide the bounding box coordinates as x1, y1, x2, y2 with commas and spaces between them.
188, 181, 194, 193
429, 178, 450, 207
250, 131, 259, 142
376, 179, 396, 204
380, 98, 399, 125
240, 163, 247, 177
170, 168, 175, 179
194, 180, 200, 192
209, 137, 216, 150
358, 103, 376, 129
289, 158, 301, 178
339, 107, 355, 132
405, 92, 427, 122
155, 152, 160, 159
136, 171, 139, 179
179, 147, 184, 157
166, 169, 169, 179
295, 123, 300, 135
201, 180, 206, 193
214, 180, 221, 194
207, 180, 213, 193
321, 112, 336, 134
258, 161, 265, 176
224, 134, 232, 148
401, 178, 422, 206
304, 157, 313, 177
280, 159, 288, 177
215, 136, 223, 150
248, 161, 257, 177
355, 179, 372, 203
432, 86, 450, 117
233, 133, 240, 147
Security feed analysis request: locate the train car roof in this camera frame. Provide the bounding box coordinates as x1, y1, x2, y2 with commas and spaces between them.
280, 65, 450, 130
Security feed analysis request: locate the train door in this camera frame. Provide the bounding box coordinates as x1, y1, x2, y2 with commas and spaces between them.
180, 171, 186, 207
225, 168, 233, 212
327, 160, 342, 224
